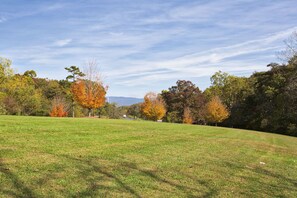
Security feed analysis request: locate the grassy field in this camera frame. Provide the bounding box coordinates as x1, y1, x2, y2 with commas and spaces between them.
0, 116, 296, 197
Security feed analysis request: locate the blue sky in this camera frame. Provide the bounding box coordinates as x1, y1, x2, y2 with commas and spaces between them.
1, 0, 296, 97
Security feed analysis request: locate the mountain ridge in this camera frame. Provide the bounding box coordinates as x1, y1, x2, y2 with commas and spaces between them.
106, 96, 143, 106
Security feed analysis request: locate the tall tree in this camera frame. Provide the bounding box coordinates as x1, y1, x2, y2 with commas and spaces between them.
161, 80, 206, 123
65, 66, 85, 82
65, 65, 85, 117
183, 107, 193, 124
141, 92, 166, 121
23, 70, 37, 78
0, 57, 13, 83
71, 60, 107, 117
2, 75, 42, 115
127, 103, 142, 119
204, 71, 253, 108
205, 96, 229, 126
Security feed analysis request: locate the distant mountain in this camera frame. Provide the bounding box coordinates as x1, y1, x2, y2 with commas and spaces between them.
107, 96, 143, 106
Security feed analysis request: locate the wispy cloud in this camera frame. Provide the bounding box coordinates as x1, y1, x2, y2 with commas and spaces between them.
53, 39, 73, 47
1, 0, 297, 97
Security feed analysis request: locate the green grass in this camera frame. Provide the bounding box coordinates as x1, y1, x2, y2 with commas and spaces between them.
0, 116, 296, 197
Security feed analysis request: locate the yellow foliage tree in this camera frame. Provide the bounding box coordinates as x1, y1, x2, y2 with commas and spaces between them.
183, 107, 193, 124
205, 96, 229, 125
141, 92, 166, 121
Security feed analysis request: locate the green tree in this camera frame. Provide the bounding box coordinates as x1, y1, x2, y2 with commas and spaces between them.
161, 80, 206, 123
23, 70, 37, 78
65, 66, 85, 82
65, 66, 85, 117
3, 75, 42, 115
204, 71, 253, 108
127, 103, 142, 119
0, 57, 13, 84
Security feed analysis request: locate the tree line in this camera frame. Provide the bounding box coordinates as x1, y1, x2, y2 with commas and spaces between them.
0, 32, 296, 136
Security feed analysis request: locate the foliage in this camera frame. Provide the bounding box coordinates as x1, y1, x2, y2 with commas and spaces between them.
141, 92, 166, 121
161, 80, 206, 123
233, 58, 297, 135
127, 103, 142, 119
0, 57, 13, 83
205, 96, 229, 125
2, 75, 42, 115
65, 66, 85, 82
49, 97, 69, 117
23, 70, 37, 78
204, 71, 253, 108
183, 108, 193, 124
98, 102, 126, 119
71, 80, 106, 116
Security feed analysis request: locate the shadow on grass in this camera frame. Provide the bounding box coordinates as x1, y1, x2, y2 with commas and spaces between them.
2, 154, 296, 197
223, 161, 297, 196
63, 155, 142, 198
61, 155, 218, 197
0, 159, 37, 198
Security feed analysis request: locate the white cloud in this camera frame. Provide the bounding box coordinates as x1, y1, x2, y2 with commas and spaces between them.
53, 39, 73, 47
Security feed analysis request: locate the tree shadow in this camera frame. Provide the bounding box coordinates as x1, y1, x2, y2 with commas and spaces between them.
62, 155, 142, 198
61, 155, 218, 197
223, 161, 297, 196
0, 158, 37, 198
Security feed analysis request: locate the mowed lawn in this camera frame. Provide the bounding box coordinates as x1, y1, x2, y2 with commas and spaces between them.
0, 116, 296, 197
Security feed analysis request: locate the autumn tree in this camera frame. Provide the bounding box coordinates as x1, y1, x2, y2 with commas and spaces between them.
183, 107, 193, 124
71, 60, 107, 117
141, 92, 166, 121
205, 96, 229, 125
50, 97, 68, 117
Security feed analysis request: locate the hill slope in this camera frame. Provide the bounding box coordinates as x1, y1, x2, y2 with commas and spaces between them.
0, 116, 296, 197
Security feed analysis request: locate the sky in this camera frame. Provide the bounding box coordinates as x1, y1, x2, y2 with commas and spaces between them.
0, 0, 296, 97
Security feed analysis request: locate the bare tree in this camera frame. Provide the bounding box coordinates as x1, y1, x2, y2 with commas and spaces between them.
83, 59, 104, 84
278, 31, 297, 62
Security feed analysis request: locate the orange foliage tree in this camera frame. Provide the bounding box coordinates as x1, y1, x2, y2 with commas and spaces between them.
183, 107, 193, 124
71, 80, 106, 117
205, 96, 229, 125
50, 97, 68, 117
141, 92, 166, 121
71, 60, 107, 117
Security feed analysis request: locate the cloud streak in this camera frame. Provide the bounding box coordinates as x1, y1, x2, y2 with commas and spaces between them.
0, 0, 296, 97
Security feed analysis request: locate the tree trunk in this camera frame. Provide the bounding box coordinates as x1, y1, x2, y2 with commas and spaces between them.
88, 109, 91, 117
72, 101, 75, 118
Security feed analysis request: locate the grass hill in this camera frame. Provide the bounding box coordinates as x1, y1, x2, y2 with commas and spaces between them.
0, 116, 296, 197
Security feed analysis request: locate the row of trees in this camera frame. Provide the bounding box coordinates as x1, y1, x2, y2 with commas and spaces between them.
131, 32, 297, 136
138, 80, 229, 125
0, 59, 108, 118
134, 57, 296, 136
1, 32, 297, 136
